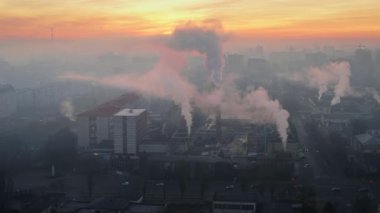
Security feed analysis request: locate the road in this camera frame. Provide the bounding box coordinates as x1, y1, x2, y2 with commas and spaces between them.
292, 116, 373, 209
293, 116, 330, 179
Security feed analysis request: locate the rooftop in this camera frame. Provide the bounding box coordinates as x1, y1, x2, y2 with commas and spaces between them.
355, 134, 380, 146
85, 197, 129, 211
78, 92, 139, 117
115, 108, 146, 117
214, 191, 257, 203
127, 203, 164, 212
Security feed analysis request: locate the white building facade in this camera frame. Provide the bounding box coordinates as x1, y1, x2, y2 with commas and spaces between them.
78, 108, 147, 155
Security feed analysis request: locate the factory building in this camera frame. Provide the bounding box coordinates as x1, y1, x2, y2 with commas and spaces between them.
77, 93, 147, 155
113, 108, 147, 154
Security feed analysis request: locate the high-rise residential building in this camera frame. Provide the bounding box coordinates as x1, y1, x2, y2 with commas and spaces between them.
351, 48, 375, 87
255, 45, 264, 58
225, 53, 245, 73
245, 58, 268, 74
0, 84, 16, 118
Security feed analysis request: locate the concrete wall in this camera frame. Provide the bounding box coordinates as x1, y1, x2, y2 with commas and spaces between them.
113, 117, 124, 154
96, 116, 111, 143
126, 116, 137, 154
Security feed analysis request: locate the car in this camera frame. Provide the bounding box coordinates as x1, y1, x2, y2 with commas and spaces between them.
331, 187, 341, 192
201, 151, 209, 156
225, 184, 235, 189
358, 187, 368, 192
304, 164, 311, 168
250, 184, 258, 188
156, 182, 164, 186
121, 181, 129, 186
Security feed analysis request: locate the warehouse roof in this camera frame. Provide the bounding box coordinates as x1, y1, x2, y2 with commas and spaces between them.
115, 108, 146, 117
78, 92, 139, 117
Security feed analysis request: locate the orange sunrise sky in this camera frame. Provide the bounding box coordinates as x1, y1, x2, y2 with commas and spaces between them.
1, 0, 380, 40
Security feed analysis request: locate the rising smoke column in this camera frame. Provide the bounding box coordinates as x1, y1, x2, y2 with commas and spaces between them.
168, 23, 224, 84
167, 22, 225, 137
167, 23, 289, 148
63, 20, 227, 136
222, 87, 290, 150
307, 61, 351, 105
368, 88, 380, 104
62, 22, 291, 148
330, 62, 351, 105
373, 91, 380, 104
62, 50, 195, 135
194, 79, 290, 151
60, 99, 76, 121
318, 85, 328, 100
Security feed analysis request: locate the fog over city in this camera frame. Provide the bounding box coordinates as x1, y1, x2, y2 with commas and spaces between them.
1, 1, 380, 213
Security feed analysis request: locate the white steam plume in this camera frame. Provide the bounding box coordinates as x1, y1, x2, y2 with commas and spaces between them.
60, 100, 76, 121
61, 22, 291, 149
195, 80, 290, 151
62, 50, 195, 135
167, 22, 289, 147
330, 63, 351, 105
318, 85, 328, 100
221, 87, 289, 150
369, 89, 380, 104
373, 91, 380, 104
306, 61, 351, 105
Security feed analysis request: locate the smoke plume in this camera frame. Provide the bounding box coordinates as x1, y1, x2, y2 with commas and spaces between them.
372, 90, 380, 104
60, 100, 76, 121
62, 22, 291, 149
369, 89, 380, 104
168, 23, 224, 84
222, 87, 289, 150
62, 50, 195, 135
194, 79, 290, 150
306, 62, 351, 105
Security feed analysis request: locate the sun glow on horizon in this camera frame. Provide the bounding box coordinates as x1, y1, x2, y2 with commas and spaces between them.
1, 0, 380, 40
